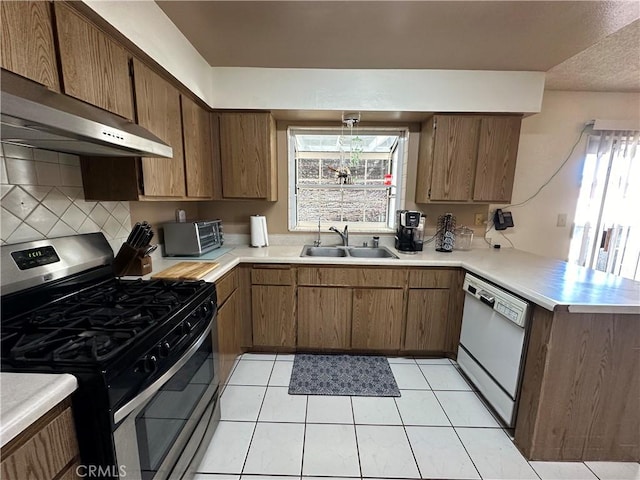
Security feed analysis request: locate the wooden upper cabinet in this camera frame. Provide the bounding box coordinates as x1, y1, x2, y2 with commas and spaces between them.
54, 2, 133, 120
132, 59, 186, 197
0, 1, 60, 91
182, 95, 214, 198
416, 114, 522, 203
473, 116, 522, 202
218, 112, 277, 200
429, 115, 481, 201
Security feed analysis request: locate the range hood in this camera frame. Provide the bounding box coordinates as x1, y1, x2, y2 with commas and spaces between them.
0, 70, 173, 158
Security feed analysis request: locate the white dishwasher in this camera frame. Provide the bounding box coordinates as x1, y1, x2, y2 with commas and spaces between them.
457, 273, 530, 427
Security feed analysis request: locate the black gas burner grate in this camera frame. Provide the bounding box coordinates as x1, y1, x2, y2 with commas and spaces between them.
2, 278, 210, 364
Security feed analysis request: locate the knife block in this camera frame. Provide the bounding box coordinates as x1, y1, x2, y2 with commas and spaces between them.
113, 243, 153, 277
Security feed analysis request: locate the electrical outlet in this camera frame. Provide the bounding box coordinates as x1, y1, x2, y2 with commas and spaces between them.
474, 213, 485, 226
557, 213, 567, 227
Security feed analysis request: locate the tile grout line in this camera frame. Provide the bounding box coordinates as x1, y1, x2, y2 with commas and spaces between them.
583, 462, 604, 480
299, 393, 309, 478
349, 396, 364, 480
238, 359, 276, 476
430, 385, 484, 480
392, 388, 423, 479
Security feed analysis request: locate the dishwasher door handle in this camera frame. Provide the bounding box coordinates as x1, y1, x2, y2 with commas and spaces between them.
479, 291, 496, 307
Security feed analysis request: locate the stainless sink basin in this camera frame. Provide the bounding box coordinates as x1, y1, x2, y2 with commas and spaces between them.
347, 247, 398, 258
300, 245, 398, 259
301, 246, 348, 257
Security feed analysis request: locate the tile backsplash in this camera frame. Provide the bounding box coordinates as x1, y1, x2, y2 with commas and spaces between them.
0, 143, 131, 249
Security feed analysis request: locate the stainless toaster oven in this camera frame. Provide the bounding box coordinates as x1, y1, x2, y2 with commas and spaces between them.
163, 220, 224, 256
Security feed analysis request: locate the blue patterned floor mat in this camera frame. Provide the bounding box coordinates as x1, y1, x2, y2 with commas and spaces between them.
288, 354, 400, 397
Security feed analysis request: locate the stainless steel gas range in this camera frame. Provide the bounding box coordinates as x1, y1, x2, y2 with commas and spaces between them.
1, 233, 220, 480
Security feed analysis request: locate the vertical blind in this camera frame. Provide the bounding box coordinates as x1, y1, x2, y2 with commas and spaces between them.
569, 129, 640, 280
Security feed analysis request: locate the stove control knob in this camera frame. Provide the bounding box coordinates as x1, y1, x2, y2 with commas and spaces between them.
183, 320, 193, 334
157, 342, 171, 358
140, 355, 158, 374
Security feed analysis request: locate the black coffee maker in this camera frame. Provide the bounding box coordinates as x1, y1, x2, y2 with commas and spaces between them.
395, 210, 425, 253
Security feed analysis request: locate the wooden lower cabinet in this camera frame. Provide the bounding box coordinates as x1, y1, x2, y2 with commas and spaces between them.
217, 288, 241, 385
252, 285, 296, 347
298, 287, 352, 349
351, 288, 404, 350
404, 289, 451, 351
1, 400, 80, 480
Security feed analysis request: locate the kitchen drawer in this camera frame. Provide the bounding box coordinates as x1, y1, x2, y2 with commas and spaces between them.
251, 265, 294, 285
298, 266, 407, 287
216, 269, 238, 307
408, 268, 456, 288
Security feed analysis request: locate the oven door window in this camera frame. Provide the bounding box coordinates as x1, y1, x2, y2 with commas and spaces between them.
135, 336, 214, 480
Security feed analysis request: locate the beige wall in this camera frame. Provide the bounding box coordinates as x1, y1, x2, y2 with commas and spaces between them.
495, 90, 640, 260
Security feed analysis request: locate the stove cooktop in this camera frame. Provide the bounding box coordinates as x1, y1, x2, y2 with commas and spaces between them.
1, 278, 210, 365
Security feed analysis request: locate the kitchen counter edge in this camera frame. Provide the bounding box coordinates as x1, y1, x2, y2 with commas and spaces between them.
146, 246, 640, 315
0, 372, 78, 448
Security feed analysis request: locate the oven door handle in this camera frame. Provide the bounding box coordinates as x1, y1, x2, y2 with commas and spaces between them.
113, 322, 213, 424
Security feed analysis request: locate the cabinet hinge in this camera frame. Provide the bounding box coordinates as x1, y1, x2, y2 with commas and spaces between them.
428, 188, 431, 199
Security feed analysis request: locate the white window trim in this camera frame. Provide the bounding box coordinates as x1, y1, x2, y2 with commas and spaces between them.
287, 126, 409, 232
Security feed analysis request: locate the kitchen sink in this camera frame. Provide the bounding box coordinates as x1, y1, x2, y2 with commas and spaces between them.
300, 245, 398, 259
301, 246, 348, 257
347, 247, 398, 258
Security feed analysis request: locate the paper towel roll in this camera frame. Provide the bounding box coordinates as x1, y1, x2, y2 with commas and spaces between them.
250, 215, 269, 247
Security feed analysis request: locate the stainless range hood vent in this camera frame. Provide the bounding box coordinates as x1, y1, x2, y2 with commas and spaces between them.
0, 70, 173, 158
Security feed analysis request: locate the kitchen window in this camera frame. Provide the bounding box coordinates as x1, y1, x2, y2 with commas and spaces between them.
288, 127, 408, 232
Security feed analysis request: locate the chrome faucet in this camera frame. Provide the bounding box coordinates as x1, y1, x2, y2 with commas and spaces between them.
329, 225, 349, 246
313, 217, 322, 247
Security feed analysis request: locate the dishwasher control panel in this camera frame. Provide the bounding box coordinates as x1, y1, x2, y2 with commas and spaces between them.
463, 274, 529, 327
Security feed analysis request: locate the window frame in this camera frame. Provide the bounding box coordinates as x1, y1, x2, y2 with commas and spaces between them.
287, 126, 409, 232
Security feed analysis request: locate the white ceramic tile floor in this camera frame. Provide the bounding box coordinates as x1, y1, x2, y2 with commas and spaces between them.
302, 424, 360, 477
268, 361, 294, 386
197, 355, 639, 479
419, 364, 474, 391
352, 396, 402, 425
258, 386, 307, 422
434, 391, 500, 427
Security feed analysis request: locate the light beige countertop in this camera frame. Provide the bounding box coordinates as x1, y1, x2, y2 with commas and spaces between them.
147, 244, 640, 314
0, 372, 77, 447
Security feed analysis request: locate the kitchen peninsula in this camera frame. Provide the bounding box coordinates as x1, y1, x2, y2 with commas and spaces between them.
148, 243, 640, 463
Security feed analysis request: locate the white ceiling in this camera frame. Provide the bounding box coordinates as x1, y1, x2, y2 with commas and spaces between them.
156, 1, 640, 92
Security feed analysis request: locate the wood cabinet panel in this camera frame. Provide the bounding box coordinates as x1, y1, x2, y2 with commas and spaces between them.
133, 58, 186, 197
408, 269, 455, 288
251, 267, 294, 285
217, 288, 240, 385
218, 112, 277, 200
415, 114, 521, 204
516, 310, 640, 461
1, 405, 79, 480
181, 95, 213, 198
298, 267, 407, 287
298, 287, 352, 349
429, 115, 480, 201
217, 269, 238, 308
252, 285, 296, 347
351, 288, 404, 350
474, 116, 521, 202
54, 2, 133, 119
415, 116, 435, 203
1, 1, 60, 91
404, 289, 450, 351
